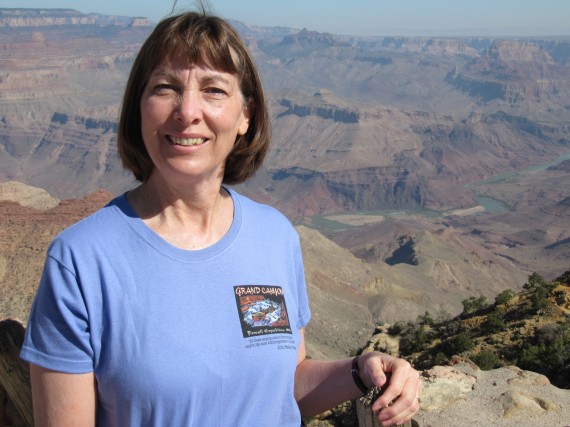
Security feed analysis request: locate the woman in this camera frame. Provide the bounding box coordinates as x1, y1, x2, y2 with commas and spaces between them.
21, 10, 421, 427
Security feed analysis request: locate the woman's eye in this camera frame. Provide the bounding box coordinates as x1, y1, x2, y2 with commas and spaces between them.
154, 84, 176, 94
205, 87, 227, 96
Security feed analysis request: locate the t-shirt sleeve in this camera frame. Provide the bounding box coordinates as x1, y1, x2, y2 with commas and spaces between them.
20, 250, 95, 374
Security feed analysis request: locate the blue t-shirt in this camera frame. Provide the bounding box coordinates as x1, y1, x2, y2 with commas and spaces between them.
21, 189, 311, 426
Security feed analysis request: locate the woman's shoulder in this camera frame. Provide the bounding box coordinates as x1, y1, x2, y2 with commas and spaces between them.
50, 194, 130, 248
230, 189, 297, 233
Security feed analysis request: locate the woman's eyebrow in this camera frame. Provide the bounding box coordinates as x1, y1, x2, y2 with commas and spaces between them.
200, 73, 232, 86
149, 69, 178, 80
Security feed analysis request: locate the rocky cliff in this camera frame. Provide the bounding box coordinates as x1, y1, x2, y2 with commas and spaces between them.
377, 36, 480, 56
488, 39, 554, 63
446, 39, 569, 108
0, 8, 150, 27
277, 98, 360, 123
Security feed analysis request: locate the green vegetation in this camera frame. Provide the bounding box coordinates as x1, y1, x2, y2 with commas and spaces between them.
517, 320, 570, 387
305, 270, 570, 426
485, 311, 506, 333
461, 295, 489, 316
441, 332, 474, 357
471, 349, 502, 370
494, 289, 515, 306
387, 320, 406, 336
399, 323, 431, 354
387, 270, 570, 389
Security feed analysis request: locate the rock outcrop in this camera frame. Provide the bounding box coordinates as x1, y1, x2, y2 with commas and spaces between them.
415, 361, 570, 426
378, 37, 480, 57
0, 8, 150, 27
488, 40, 554, 63
277, 98, 360, 123
0, 181, 59, 210
446, 39, 569, 107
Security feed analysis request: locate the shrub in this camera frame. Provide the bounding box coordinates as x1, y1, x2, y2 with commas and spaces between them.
387, 321, 406, 336
472, 349, 502, 370
461, 296, 489, 315
531, 288, 551, 313
495, 289, 515, 305
523, 272, 548, 291
441, 332, 473, 357
433, 352, 448, 366
485, 312, 506, 333
518, 320, 570, 388
399, 324, 430, 355
417, 311, 435, 326
524, 272, 556, 294
518, 344, 542, 372
554, 290, 566, 306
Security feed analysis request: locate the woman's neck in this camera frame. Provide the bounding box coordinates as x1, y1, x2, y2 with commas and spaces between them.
126, 175, 234, 250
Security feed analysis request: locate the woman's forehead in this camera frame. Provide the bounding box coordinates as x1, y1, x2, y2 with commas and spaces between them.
158, 49, 238, 73
151, 56, 236, 79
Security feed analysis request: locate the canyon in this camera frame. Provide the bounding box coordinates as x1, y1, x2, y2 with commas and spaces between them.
0, 8, 569, 362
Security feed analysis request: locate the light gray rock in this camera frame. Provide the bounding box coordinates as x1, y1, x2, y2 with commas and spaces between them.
415, 362, 570, 427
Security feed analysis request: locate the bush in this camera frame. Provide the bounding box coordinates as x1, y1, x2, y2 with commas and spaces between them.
441, 332, 473, 357
518, 344, 542, 372
518, 320, 570, 388
387, 321, 406, 336
554, 290, 567, 306
417, 311, 435, 326
399, 324, 430, 355
433, 352, 448, 366
531, 288, 551, 313
495, 289, 515, 305
485, 312, 506, 333
471, 349, 502, 370
461, 296, 489, 315
524, 272, 556, 295
523, 272, 548, 291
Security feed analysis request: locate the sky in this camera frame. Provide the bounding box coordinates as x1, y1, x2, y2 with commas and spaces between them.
3, 0, 570, 36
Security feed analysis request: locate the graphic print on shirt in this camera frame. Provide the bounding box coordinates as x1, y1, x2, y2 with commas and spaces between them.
234, 285, 292, 338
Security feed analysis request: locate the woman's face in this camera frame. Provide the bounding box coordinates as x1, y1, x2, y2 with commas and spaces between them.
140, 54, 250, 187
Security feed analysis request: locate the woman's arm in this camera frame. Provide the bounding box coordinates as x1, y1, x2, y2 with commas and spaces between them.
294, 329, 421, 427
30, 364, 97, 427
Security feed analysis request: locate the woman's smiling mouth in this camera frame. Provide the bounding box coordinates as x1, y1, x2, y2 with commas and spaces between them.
169, 136, 208, 146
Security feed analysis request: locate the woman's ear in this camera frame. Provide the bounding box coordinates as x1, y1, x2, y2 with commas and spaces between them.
237, 104, 251, 136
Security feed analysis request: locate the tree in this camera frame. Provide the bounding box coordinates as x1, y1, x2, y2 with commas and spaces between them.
417, 311, 435, 326
494, 289, 515, 306
485, 312, 506, 333
523, 272, 552, 292
518, 320, 570, 388
461, 296, 489, 315
441, 332, 473, 357
399, 324, 430, 355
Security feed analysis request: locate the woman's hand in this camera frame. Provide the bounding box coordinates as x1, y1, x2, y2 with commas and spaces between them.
358, 351, 422, 426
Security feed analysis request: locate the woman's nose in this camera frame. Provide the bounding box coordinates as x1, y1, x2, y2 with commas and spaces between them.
173, 91, 202, 124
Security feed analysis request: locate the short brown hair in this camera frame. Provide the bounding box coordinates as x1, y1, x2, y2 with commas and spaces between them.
118, 12, 270, 184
